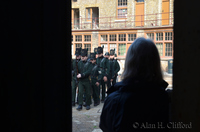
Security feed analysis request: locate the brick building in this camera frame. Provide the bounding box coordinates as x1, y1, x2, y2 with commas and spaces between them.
71, 0, 174, 74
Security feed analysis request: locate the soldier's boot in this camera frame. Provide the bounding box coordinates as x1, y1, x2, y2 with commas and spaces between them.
86, 105, 90, 110
76, 105, 82, 111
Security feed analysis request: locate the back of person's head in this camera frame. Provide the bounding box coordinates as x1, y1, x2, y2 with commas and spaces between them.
121, 37, 163, 83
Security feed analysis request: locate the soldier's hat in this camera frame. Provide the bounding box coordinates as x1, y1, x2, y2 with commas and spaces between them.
110, 48, 115, 55
89, 52, 96, 60
97, 45, 104, 54
75, 47, 82, 56
104, 52, 110, 56
81, 48, 88, 56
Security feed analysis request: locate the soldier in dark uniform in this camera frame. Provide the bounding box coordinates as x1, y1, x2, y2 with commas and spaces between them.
76, 49, 93, 110
104, 52, 111, 90
96, 46, 110, 103
71, 48, 81, 106
89, 52, 101, 106
110, 51, 120, 86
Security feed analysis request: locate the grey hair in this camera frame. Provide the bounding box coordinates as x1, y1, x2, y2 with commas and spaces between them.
121, 37, 163, 83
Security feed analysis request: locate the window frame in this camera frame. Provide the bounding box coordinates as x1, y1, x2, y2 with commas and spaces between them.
100, 34, 108, 42
110, 34, 117, 41
155, 43, 164, 57
165, 43, 173, 57
117, 0, 128, 19
84, 35, 91, 42
128, 33, 137, 41
86, 8, 92, 21
75, 35, 82, 42
118, 34, 126, 41
146, 33, 154, 41
165, 32, 173, 41
118, 43, 126, 56
156, 32, 163, 41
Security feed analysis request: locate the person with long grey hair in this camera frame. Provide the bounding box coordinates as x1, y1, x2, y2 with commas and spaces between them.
100, 37, 169, 132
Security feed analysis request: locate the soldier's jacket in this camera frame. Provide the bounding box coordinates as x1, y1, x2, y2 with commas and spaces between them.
77, 60, 93, 81
96, 56, 110, 79
109, 59, 120, 79
72, 59, 80, 80
90, 63, 102, 83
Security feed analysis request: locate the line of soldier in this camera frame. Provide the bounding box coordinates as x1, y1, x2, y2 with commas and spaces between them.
71, 46, 120, 111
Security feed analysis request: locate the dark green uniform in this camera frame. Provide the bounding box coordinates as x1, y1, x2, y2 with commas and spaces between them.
72, 48, 81, 106
77, 60, 93, 106
90, 62, 102, 105
96, 56, 110, 101
110, 58, 120, 85
72, 58, 80, 104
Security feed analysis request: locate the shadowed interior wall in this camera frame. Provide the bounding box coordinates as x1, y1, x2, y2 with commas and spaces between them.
172, 0, 200, 131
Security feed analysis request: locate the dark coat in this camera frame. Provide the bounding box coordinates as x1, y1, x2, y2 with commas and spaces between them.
99, 78, 169, 132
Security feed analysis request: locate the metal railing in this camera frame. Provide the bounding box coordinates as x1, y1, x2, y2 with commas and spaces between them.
72, 12, 174, 30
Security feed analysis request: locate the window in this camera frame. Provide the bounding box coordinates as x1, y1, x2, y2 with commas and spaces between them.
165, 43, 173, 56
165, 32, 172, 40
136, 0, 144, 2
156, 33, 163, 41
110, 34, 117, 41
109, 44, 117, 54
117, 0, 127, 19
118, 0, 127, 7
101, 44, 108, 55
118, 9, 127, 18
101, 35, 107, 42
84, 35, 91, 42
146, 33, 154, 41
128, 34, 136, 41
118, 43, 126, 56
156, 43, 163, 56
75, 35, 82, 42
75, 44, 82, 48
84, 44, 91, 55
119, 34, 126, 41
86, 8, 91, 21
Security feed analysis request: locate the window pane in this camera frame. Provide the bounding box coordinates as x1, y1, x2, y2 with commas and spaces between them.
118, 9, 127, 18
84, 44, 91, 56
119, 34, 126, 41
110, 34, 116, 41
101, 35, 107, 42
101, 44, 108, 55
118, 0, 127, 7
165, 32, 172, 40
156, 43, 163, 56
87, 9, 90, 20
146, 33, 154, 41
84, 35, 91, 41
156, 33, 163, 41
128, 34, 136, 41
118, 43, 126, 56
75, 35, 82, 42
165, 43, 172, 56
75, 43, 82, 48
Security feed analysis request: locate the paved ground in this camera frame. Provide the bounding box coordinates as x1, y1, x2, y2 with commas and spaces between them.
72, 73, 172, 132
72, 102, 103, 132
